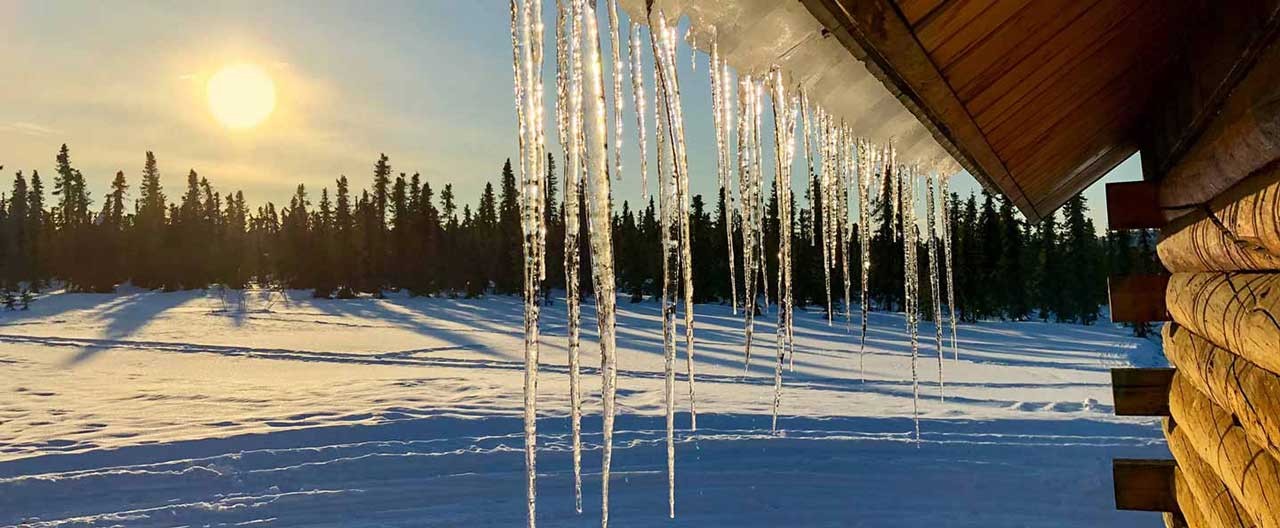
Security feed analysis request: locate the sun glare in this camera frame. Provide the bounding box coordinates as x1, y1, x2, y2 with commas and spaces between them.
206, 63, 276, 130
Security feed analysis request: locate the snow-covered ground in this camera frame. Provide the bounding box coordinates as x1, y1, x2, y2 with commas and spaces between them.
0, 289, 1168, 527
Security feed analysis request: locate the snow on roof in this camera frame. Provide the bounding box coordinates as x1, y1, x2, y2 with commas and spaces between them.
618, 0, 958, 172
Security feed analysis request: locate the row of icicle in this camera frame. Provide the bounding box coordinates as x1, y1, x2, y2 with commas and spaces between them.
510, 2, 962, 526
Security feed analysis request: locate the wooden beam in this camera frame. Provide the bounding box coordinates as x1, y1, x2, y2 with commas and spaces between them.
1141, 0, 1280, 182
1108, 274, 1171, 323
798, 0, 1039, 220
1111, 368, 1175, 416
1114, 458, 1178, 512
1151, 34, 1280, 219
1106, 181, 1166, 230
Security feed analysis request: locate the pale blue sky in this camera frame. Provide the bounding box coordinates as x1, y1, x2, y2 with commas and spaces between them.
0, 1, 1135, 224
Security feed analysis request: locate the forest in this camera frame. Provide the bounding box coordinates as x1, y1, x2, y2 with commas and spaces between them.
0, 145, 1161, 325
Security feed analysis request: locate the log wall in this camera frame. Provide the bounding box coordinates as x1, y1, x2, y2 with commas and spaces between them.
1167, 373, 1280, 528
1125, 23, 1280, 528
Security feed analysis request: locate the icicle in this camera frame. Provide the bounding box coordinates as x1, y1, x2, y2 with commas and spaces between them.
926, 172, 945, 401
737, 75, 758, 369
889, 145, 900, 241
839, 127, 854, 332
899, 159, 921, 445
650, 9, 699, 516
711, 32, 738, 316
856, 138, 872, 382
651, 19, 677, 517
508, 1, 543, 525
819, 110, 839, 325
580, 1, 619, 524
607, 0, 624, 183
667, 22, 698, 435
769, 69, 798, 434
554, 0, 583, 513
940, 172, 959, 361
629, 24, 648, 198
753, 79, 770, 313
801, 94, 817, 247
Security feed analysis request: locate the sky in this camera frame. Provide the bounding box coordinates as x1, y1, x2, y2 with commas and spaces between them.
0, 0, 1138, 225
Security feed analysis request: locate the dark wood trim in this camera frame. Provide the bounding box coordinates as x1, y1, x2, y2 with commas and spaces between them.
1113, 459, 1178, 512
1111, 368, 1175, 416
1105, 181, 1165, 230
798, 0, 1040, 220
1108, 274, 1171, 323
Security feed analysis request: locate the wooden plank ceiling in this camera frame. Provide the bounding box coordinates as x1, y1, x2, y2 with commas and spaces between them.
802, 0, 1203, 220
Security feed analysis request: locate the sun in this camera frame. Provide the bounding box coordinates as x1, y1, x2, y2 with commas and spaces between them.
206, 63, 276, 130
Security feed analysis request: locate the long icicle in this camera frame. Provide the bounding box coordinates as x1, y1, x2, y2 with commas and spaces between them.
820, 112, 835, 326
738, 75, 758, 369
926, 172, 945, 401
628, 23, 648, 199
770, 69, 797, 434
580, 1, 619, 524
840, 126, 854, 333
900, 159, 921, 445
533, 1, 548, 284
753, 79, 770, 314
857, 138, 872, 382
607, 0, 624, 183
940, 172, 960, 361
509, 1, 540, 525
666, 24, 699, 434
712, 33, 738, 316
554, 0, 584, 513
649, 10, 678, 518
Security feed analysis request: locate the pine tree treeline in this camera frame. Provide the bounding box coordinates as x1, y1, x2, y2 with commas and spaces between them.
0, 145, 1155, 325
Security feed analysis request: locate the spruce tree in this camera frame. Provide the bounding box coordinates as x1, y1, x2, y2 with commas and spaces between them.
52, 145, 93, 290
477, 181, 500, 293
976, 191, 1001, 319
497, 159, 521, 293
27, 170, 45, 290
135, 152, 166, 289
100, 171, 129, 290
7, 172, 29, 286
1060, 195, 1100, 324
439, 184, 459, 295
224, 191, 249, 288
996, 195, 1028, 320
418, 181, 441, 294
1034, 213, 1061, 322
390, 173, 410, 288
313, 187, 336, 297
370, 153, 392, 291
334, 175, 356, 296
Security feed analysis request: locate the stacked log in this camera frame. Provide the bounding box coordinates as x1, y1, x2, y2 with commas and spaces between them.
1158, 166, 1280, 272
1164, 419, 1257, 528
1164, 273, 1280, 375
1164, 323, 1280, 458
1167, 373, 1280, 528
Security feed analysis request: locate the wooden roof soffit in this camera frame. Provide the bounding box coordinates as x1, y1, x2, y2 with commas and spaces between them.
799, 0, 1039, 220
